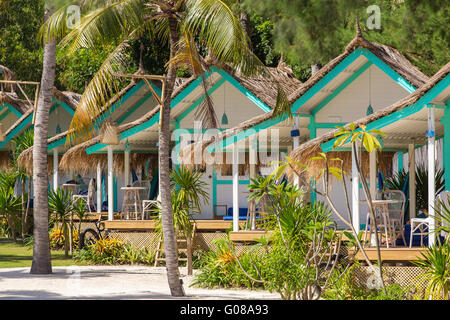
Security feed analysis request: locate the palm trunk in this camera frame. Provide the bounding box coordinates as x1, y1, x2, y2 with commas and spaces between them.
159, 17, 184, 296
30, 7, 55, 274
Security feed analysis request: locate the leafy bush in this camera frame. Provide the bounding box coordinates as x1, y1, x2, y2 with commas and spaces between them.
192, 238, 265, 289
49, 228, 79, 250
413, 244, 450, 300
323, 264, 412, 300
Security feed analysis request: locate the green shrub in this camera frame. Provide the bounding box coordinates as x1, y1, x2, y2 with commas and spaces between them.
192, 238, 264, 289
72, 237, 156, 266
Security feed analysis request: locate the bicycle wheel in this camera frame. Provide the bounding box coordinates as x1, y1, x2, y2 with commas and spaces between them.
79, 228, 100, 249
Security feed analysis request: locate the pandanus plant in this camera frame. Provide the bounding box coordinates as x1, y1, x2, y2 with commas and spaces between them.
48, 188, 74, 256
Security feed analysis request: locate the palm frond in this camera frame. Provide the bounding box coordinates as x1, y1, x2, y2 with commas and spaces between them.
60, 0, 146, 53
66, 37, 133, 143
184, 0, 292, 121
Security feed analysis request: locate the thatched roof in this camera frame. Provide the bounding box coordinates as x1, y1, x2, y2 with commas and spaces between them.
0, 91, 32, 114
3, 88, 80, 139
222, 61, 302, 109
287, 61, 450, 180
58, 105, 161, 174
57, 63, 301, 175
288, 27, 428, 103
177, 27, 432, 169
0, 151, 12, 171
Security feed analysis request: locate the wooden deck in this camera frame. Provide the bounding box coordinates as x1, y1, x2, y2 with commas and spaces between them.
103, 219, 247, 231
350, 247, 427, 261
98, 220, 428, 261
229, 231, 273, 241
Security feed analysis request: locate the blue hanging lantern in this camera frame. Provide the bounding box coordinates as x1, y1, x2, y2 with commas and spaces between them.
221, 112, 228, 125
56, 124, 62, 134
366, 104, 373, 116
290, 129, 300, 137
221, 83, 228, 126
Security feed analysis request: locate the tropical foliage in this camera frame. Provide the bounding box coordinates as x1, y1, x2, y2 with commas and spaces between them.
413, 244, 450, 300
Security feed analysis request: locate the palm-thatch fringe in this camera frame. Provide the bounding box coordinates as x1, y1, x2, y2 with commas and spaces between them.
58, 105, 161, 174
178, 25, 432, 167
0, 151, 12, 171
285, 144, 395, 182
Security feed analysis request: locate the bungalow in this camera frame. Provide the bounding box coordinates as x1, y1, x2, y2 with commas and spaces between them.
17, 72, 163, 208
288, 62, 449, 247
57, 63, 302, 220
178, 26, 433, 231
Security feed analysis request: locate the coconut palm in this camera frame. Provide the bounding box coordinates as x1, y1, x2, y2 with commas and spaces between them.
41, 0, 290, 296
31, 5, 56, 275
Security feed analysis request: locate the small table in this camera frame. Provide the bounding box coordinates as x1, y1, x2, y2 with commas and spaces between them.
361, 199, 401, 247
62, 183, 78, 195
121, 187, 146, 220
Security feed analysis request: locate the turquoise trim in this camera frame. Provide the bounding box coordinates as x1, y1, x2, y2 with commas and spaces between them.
48, 138, 66, 151
177, 77, 226, 122
96, 80, 146, 125
3, 103, 22, 118
117, 92, 153, 124
0, 109, 11, 121
208, 50, 364, 153
321, 74, 450, 152
309, 116, 317, 139
292, 49, 364, 112
0, 113, 33, 148
57, 100, 75, 116
216, 69, 271, 113
398, 152, 404, 172
208, 47, 421, 153
361, 49, 416, 93
314, 122, 347, 129
312, 61, 373, 116
86, 71, 215, 154
216, 179, 250, 185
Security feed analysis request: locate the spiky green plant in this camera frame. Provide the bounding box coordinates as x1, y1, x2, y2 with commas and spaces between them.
48, 187, 74, 256
413, 244, 450, 300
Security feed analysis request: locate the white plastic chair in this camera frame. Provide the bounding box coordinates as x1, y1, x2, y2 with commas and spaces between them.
72, 178, 96, 213
411, 191, 450, 247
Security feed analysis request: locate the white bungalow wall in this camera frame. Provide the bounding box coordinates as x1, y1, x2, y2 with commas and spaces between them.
313, 65, 421, 228
178, 81, 267, 129
315, 65, 410, 128
178, 80, 273, 219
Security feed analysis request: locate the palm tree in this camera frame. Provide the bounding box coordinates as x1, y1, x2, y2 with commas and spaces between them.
41, 0, 289, 296
30, 5, 56, 275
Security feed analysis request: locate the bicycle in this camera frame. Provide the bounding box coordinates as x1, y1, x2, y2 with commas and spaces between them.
78, 214, 110, 249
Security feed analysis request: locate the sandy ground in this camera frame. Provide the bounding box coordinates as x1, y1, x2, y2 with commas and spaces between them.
0, 266, 279, 300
